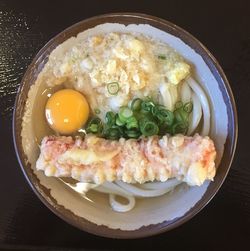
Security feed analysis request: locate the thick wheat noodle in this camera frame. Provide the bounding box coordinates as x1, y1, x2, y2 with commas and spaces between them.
187, 92, 202, 135
93, 182, 136, 212
115, 180, 180, 197
138, 179, 182, 190
181, 81, 192, 103
91, 78, 211, 212
186, 77, 211, 136
92, 179, 181, 212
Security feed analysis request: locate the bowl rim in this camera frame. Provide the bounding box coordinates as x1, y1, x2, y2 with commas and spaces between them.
13, 12, 238, 238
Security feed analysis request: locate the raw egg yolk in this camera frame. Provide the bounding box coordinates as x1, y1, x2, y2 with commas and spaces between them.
45, 89, 89, 134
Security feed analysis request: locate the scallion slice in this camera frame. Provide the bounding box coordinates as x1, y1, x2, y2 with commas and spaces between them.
85, 98, 193, 140
115, 115, 125, 126
125, 129, 140, 138
175, 101, 183, 109
105, 111, 116, 126
88, 124, 98, 133
118, 107, 133, 122
158, 109, 174, 126
130, 98, 142, 111
94, 108, 100, 114
171, 121, 188, 135
126, 116, 139, 130
86, 117, 103, 134
140, 119, 159, 136
105, 127, 121, 140
141, 101, 155, 113
183, 102, 193, 113
158, 54, 166, 60
174, 109, 189, 123
107, 82, 119, 95
151, 106, 158, 117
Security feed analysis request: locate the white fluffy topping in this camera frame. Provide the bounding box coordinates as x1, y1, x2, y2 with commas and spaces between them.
44, 32, 190, 116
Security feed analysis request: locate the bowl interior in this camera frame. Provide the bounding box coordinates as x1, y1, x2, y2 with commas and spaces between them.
13, 13, 237, 238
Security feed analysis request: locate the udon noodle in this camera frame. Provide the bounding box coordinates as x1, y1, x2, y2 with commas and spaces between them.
81, 77, 210, 212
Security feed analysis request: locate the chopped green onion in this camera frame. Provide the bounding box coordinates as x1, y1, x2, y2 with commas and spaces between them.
183, 102, 193, 113
171, 122, 188, 134
115, 115, 125, 126
107, 82, 119, 95
88, 124, 98, 133
140, 119, 159, 136
88, 117, 101, 124
158, 54, 167, 60
174, 109, 189, 123
130, 98, 142, 111
126, 116, 139, 130
85, 98, 193, 140
103, 125, 123, 140
125, 129, 141, 138
141, 101, 155, 113
105, 127, 121, 140
86, 117, 103, 134
151, 106, 158, 117
158, 109, 174, 126
118, 107, 133, 122
105, 111, 116, 126
94, 108, 100, 114
113, 125, 124, 136
175, 101, 183, 109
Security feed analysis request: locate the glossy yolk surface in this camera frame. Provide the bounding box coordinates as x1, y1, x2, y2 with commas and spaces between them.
45, 89, 89, 134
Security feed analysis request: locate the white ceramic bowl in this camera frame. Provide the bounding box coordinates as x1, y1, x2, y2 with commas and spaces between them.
13, 13, 238, 238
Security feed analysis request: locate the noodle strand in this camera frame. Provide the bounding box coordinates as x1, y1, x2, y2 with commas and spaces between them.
92, 180, 182, 212
115, 180, 180, 197
109, 194, 136, 212
181, 81, 192, 103
138, 179, 182, 190
187, 77, 210, 135
187, 92, 202, 135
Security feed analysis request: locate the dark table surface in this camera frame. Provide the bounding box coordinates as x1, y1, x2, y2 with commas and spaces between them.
0, 0, 249, 250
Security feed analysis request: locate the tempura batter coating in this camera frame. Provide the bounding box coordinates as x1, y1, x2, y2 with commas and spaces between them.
36, 134, 216, 186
